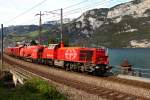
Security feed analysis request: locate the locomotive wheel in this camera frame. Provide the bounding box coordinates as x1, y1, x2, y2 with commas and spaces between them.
47, 59, 54, 66
70, 63, 74, 72
80, 65, 85, 73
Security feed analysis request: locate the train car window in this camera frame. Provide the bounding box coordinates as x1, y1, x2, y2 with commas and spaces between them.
48, 44, 58, 49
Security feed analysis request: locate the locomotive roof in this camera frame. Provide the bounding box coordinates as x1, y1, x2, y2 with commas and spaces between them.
48, 44, 59, 46
59, 47, 106, 51
60, 47, 94, 49
48, 44, 59, 49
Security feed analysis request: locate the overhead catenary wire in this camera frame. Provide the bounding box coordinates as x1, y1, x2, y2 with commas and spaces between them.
8, 0, 116, 25
37, 1, 109, 29
64, 0, 113, 15
63, 0, 88, 9
42, 0, 113, 22
45, 0, 110, 16
44, 0, 110, 21
5, 0, 129, 26
43, 0, 89, 15
3, 0, 49, 24
4, 0, 89, 25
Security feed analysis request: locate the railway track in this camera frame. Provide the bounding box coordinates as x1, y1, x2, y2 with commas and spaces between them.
3, 55, 149, 100
102, 76, 150, 90
2, 53, 150, 90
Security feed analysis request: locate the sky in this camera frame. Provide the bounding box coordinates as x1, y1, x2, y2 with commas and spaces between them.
0, 0, 132, 26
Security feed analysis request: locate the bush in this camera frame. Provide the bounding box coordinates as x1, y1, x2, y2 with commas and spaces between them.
23, 78, 67, 100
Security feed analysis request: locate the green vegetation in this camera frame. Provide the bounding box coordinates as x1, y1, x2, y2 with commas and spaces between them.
6, 29, 50, 44
26, 30, 48, 38
27, 31, 40, 38
6, 28, 70, 46
0, 78, 67, 100
6, 33, 26, 42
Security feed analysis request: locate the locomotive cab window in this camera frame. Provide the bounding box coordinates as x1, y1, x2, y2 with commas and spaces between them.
48, 44, 60, 49
79, 50, 93, 61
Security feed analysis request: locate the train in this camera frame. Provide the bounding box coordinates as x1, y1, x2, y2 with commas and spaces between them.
5, 42, 111, 75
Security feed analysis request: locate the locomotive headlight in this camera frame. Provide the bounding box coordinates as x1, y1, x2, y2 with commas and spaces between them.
95, 66, 99, 69
106, 66, 109, 69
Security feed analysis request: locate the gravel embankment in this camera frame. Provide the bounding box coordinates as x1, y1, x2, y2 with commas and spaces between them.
4, 55, 150, 99
3, 57, 104, 100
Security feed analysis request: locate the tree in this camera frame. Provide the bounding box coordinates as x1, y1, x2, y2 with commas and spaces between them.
30, 40, 38, 45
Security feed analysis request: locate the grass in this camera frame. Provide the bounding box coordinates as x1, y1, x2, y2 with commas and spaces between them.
6, 29, 49, 43
27, 31, 40, 38
0, 78, 67, 100
26, 29, 48, 38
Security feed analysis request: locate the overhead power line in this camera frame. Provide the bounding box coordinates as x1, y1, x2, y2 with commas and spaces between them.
7, 0, 113, 25
8, 0, 88, 24
39, 0, 112, 24
44, 0, 89, 15
3, 0, 48, 24
64, 0, 110, 15
43, 0, 107, 18
64, 0, 88, 9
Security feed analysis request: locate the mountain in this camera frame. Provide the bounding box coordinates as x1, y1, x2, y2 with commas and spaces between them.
3, 0, 150, 48
69, 0, 150, 48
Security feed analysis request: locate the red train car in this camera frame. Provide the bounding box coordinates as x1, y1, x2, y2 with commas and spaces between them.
5, 42, 111, 75
56, 47, 109, 74
20, 45, 44, 59
41, 42, 110, 75
42, 44, 58, 59
5, 46, 23, 57
12, 46, 23, 57
57, 47, 108, 64
57, 47, 92, 62
93, 48, 109, 65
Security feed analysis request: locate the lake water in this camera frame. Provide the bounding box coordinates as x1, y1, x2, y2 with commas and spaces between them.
108, 48, 150, 78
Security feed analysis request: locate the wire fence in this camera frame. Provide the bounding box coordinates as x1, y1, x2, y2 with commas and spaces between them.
111, 65, 150, 78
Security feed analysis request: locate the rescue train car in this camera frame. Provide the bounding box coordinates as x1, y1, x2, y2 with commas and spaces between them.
20, 45, 44, 59
5, 46, 22, 57
5, 42, 111, 75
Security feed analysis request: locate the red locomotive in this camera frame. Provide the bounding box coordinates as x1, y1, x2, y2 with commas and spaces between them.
5, 42, 111, 75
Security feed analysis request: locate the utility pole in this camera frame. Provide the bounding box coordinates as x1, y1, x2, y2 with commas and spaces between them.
43, 9, 63, 44
1, 24, 3, 74
60, 8, 63, 43
36, 11, 44, 44
39, 11, 42, 44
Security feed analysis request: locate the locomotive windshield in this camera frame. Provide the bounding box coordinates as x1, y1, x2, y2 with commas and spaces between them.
48, 44, 60, 49
79, 50, 93, 61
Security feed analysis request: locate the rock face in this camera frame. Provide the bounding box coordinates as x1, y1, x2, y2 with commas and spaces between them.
69, 0, 150, 48
130, 39, 150, 48
74, 8, 109, 36
74, 0, 150, 32
107, 0, 150, 22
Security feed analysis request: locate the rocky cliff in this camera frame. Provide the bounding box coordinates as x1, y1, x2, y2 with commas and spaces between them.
69, 0, 150, 48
